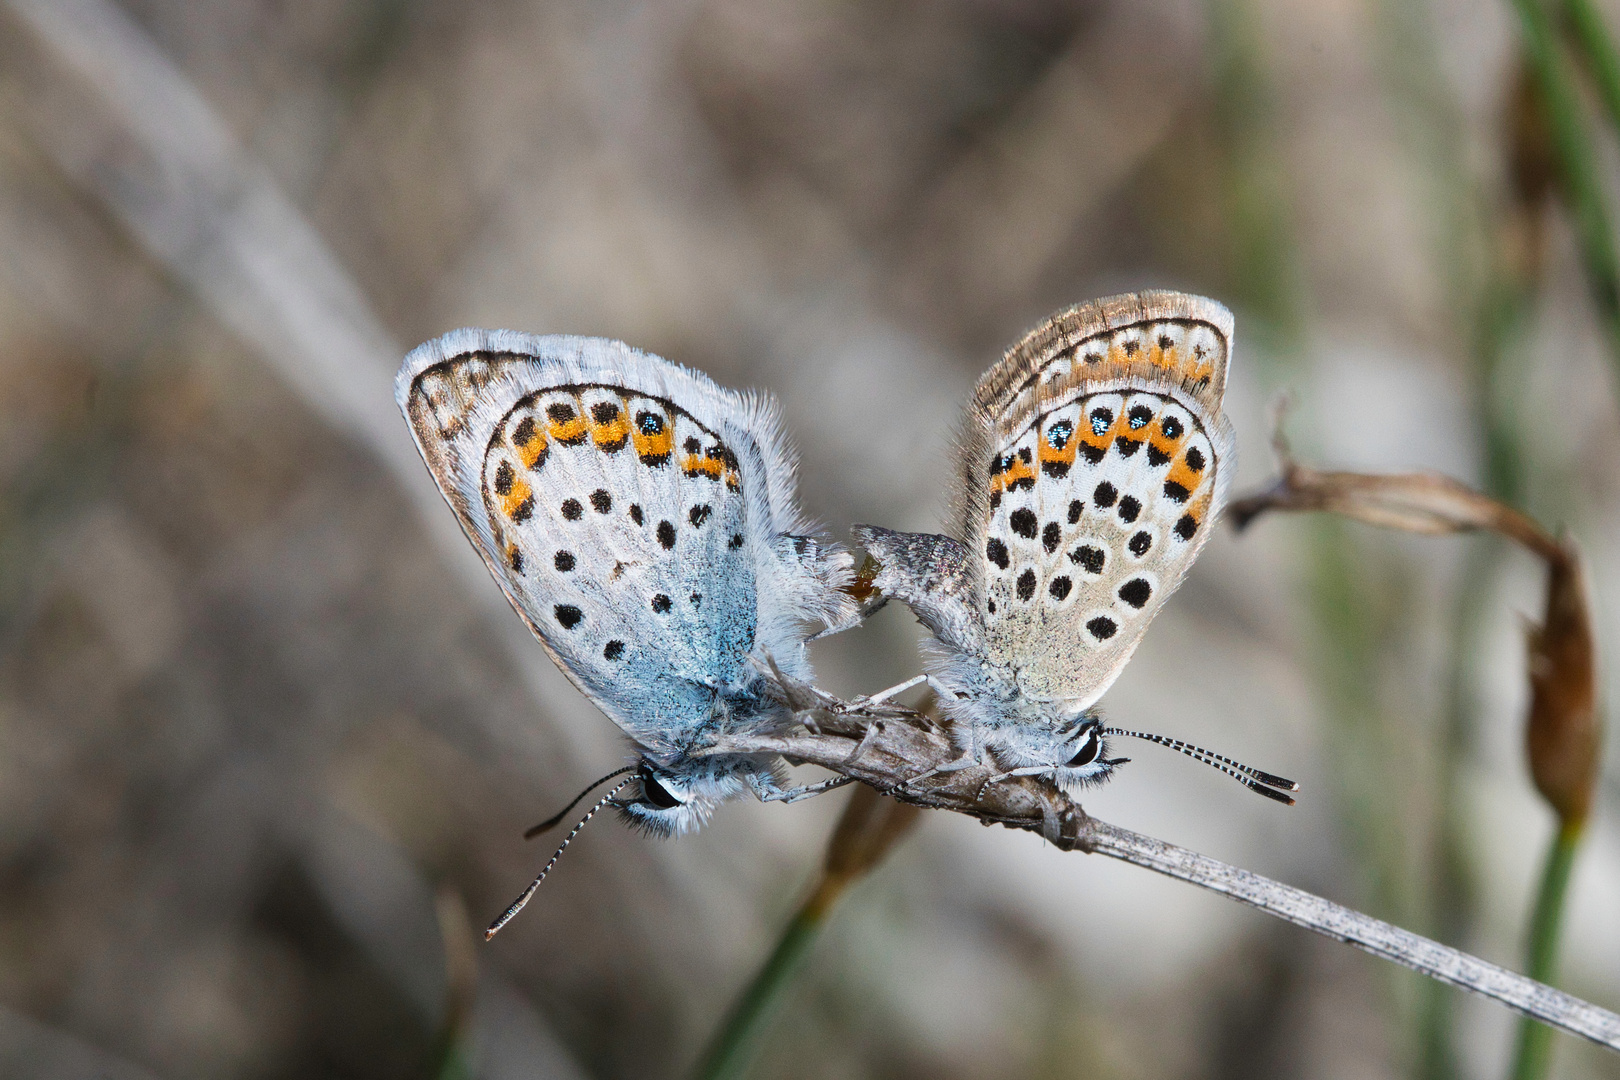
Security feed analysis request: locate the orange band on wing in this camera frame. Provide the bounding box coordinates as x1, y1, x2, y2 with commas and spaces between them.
591, 412, 630, 452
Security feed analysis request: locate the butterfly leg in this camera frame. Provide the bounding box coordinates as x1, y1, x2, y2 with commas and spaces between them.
753, 773, 856, 804
888, 750, 981, 793
974, 766, 1054, 800
858, 673, 928, 705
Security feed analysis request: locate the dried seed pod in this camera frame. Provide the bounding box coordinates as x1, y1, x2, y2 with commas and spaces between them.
1526, 546, 1599, 828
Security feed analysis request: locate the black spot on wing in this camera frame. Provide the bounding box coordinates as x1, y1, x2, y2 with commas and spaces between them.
554, 605, 583, 629
1010, 508, 1037, 539
1070, 545, 1105, 574
1119, 578, 1152, 608
1016, 569, 1036, 601
986, 538, 1009, 570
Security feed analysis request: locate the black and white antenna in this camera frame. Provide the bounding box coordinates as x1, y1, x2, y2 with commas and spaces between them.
524, 765, 636, 838
1103, 727, 1299, 804
487, 774, 635, 939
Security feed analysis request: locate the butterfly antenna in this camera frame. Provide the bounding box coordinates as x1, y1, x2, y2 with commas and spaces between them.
1103, 728, 1299, 806
525, 766, 637, 839
488, 776, 635, 939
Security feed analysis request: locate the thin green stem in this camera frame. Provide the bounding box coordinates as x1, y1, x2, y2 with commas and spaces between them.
1564, 0, 1620, 131
1509, 820, 1584, 1080
1513, 0, 1620, 385
693, 899, 827, 1080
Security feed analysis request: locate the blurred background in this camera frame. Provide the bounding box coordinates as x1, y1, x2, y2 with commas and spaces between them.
1, 0, 1618, 1077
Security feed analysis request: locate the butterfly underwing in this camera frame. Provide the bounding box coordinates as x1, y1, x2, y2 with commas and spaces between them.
853, 291, 1247, 793
398, 330, 855, 835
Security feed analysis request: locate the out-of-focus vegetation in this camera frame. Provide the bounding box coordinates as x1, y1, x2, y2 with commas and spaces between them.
0, 1, 1617, 1079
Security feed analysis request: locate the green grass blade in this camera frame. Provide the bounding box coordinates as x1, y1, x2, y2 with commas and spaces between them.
1509, 821, 1584, 1080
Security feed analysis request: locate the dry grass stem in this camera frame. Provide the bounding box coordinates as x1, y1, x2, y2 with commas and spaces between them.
696, 669, 1620, 1053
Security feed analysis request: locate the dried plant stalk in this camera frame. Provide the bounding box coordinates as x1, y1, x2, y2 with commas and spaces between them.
694, 669, 1620, 1054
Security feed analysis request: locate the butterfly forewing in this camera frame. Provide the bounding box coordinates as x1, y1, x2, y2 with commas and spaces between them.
971, 294, 1235, 706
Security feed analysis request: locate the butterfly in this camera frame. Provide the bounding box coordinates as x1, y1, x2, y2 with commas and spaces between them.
854, 292, 1295, 802
397, 330, 857, 850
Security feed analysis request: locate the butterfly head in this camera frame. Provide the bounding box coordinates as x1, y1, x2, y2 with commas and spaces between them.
616, 757, 753, 837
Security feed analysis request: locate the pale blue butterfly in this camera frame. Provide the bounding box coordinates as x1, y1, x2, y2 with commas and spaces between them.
854, 292, 1296, 802
397, 331, 856, 932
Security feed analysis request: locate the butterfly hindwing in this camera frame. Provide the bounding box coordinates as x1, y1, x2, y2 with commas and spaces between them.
966, 293, 1235, 708
397, 330, 851, 758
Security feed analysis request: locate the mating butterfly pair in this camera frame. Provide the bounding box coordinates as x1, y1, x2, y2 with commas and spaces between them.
395, 292, 1295, 936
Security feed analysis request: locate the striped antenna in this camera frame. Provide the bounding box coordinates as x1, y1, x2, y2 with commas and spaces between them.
487, 777, 635, 939
525, 765, 636, 838
1104, 728, 1299, 805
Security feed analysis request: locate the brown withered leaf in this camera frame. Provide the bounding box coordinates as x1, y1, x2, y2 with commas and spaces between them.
1526, 546, 1599, 827
1229, 462, 1562, 562
1232, 432, 1598, 828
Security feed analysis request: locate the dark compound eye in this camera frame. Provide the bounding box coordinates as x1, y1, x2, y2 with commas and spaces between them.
1066, 730, 1100, 768
640, 768, 681, 809
1045, 421, 1073, 450
637, 411, 664, 435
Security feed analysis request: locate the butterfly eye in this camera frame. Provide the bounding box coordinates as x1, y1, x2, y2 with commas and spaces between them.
1045, 421, 1073, 450
640, 768, 682, 809
1066, 730, 1101, 768
636, 411, 664, 435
